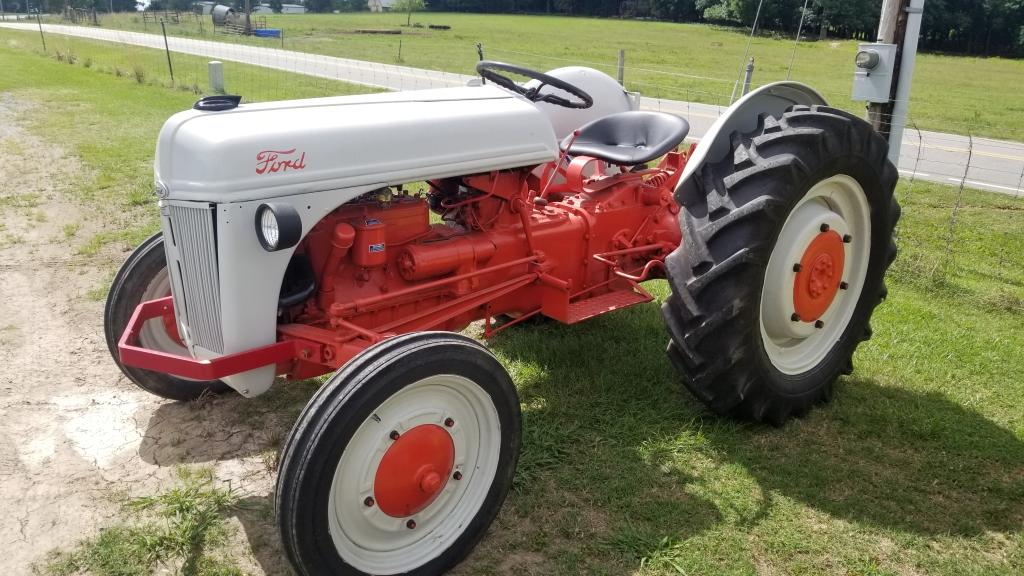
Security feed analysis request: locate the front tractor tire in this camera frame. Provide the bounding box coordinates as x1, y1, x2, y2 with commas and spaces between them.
276, 332, 521, 576
103, 233, 229, 402
662, 105, 899, 425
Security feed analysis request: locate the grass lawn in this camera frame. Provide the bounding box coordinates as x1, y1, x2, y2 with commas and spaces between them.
59, 11, 1024, 142
2, 33, 1022, 576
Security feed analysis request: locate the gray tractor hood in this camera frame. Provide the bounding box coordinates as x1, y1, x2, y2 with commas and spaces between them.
155, 85, 560, 202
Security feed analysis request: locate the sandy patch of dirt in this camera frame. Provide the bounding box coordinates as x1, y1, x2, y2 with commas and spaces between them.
0, 94, 290, 575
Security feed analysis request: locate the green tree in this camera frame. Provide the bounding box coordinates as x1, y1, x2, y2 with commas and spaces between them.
270, 0, 283, 12
648, 0, 699, 21
812, 0, 881, 38
337, 0, 367, 10
304, 0, 334, 13
395, 0, 427, 26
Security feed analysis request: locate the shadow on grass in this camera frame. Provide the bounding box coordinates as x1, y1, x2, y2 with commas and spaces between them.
136, 296, 1023, 573
136, 387, 318, 575
485, 298, 1024, 569
234, 496, 295, 576
710, 376, 1024, 536
481, 303, 727, 573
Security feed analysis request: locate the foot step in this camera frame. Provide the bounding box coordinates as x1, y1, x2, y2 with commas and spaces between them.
565, 289, 652, 324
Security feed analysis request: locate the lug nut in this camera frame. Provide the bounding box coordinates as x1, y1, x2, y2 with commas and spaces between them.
843, 234, 853, 243
406, 519, 417, 529
820, 223, 830, 232
840, 281, 849, 290
453, 471, 463, 481
444, 417, 455, 428
389, 430, 400, 441
363, 496, 375, 507
790, 313, 801, 322
814, 320, 825, 329
792, 263, 803, 272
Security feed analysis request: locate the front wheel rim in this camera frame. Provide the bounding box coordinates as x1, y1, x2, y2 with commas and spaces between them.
138, 267, 190, 358
759, 174, 872, 375
326, 373, 501, 575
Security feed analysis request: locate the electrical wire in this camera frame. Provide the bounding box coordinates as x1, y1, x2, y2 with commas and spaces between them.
730, 0, 765, 103
786, 0, 811, 80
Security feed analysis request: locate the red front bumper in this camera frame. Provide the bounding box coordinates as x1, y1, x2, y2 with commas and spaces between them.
118, 297, 298, 380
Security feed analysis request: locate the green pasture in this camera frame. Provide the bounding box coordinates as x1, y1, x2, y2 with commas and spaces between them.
67, 10, 1024, 142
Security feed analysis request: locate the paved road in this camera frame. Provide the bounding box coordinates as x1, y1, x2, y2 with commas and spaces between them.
3, 22, 1022, 196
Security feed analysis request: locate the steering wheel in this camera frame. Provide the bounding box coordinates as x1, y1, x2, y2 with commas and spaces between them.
476, 61, 593, 110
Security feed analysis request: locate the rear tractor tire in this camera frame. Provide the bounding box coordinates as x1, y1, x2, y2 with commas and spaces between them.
662, 105, 900, 425
103, 233, 229, 402
276, 332, 521, 576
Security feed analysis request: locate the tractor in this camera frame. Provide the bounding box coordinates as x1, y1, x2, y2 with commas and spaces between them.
104, 61, 898, 575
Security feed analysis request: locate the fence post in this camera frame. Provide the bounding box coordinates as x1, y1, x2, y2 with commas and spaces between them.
616, 49, 625, 86
36, 12, 46, 52
161, 20, 174, 86
942, 134, 973, 274
209, 61, 224, 94
741, 57, 755, 96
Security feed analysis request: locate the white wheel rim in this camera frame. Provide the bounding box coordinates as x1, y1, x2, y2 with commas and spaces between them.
138, 268, 193, 361
327, 374, 501, 575
759, 174, 871, 375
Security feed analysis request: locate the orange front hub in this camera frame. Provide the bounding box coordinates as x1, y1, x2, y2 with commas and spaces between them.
374, 424, 455, 518
793, 230, 845, 322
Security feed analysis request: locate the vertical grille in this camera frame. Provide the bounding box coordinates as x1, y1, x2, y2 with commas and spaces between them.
165, 203, 224, 353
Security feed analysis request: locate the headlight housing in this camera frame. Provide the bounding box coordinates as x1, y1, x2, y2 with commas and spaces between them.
255, 203, 302, 252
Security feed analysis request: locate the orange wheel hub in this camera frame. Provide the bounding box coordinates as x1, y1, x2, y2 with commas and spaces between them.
374, 424, 455, 518
793, 230, 845, 322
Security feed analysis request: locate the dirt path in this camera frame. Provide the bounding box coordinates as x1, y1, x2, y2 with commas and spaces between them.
0, 94, 292, 575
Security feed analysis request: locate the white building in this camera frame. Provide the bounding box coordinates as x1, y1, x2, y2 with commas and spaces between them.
368, 0, 396, 12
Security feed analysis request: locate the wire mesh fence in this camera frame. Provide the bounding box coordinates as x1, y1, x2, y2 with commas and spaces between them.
0, 16, 1020, 311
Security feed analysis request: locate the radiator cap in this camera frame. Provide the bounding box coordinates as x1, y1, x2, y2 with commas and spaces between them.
193, 95, 242, 112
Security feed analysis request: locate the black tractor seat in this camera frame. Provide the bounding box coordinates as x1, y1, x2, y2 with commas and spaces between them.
560, 111, 690, 165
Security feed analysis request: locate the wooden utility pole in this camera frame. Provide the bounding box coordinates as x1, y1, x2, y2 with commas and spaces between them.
868, 0, 904, 136
885, 0, 925, 164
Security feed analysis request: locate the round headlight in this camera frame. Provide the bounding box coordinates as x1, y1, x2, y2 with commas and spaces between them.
855, 50, 880, 70
259, 207, 280, 249
255, 203, 302, 252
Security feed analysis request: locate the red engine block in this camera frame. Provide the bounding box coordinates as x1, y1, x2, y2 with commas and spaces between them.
277, 150, 688, 380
